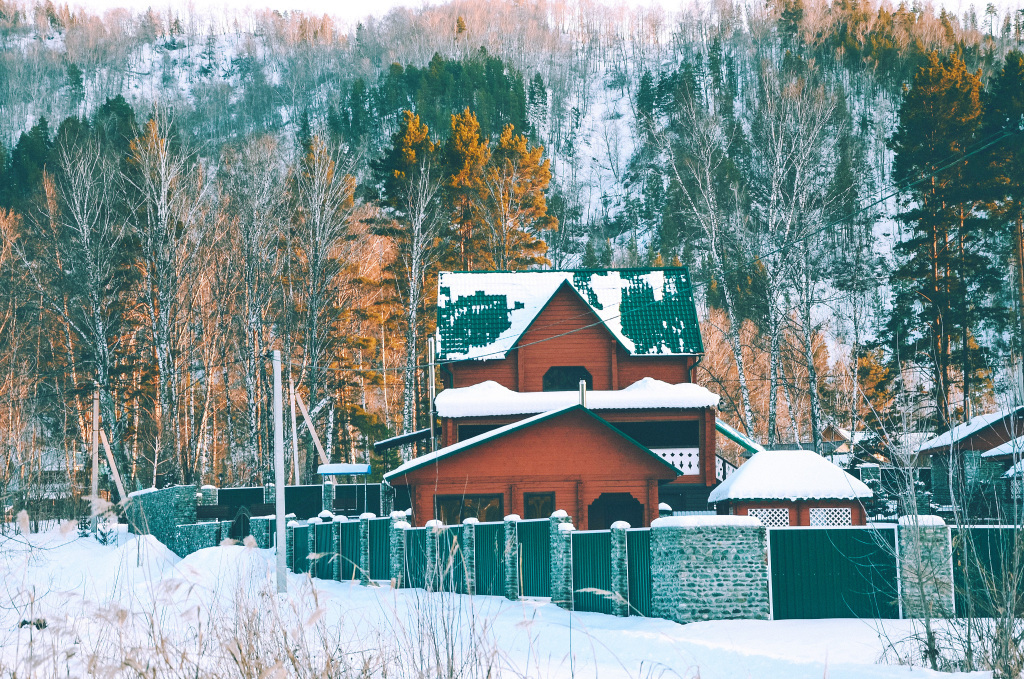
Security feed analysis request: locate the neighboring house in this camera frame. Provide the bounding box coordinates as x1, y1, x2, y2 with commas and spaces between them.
385, 268, 725, 529
917, 407, 1024, 517
707, 449, 873, 527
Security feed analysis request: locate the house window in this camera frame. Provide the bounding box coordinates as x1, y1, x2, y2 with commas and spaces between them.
435, 494, 504, 524
523, 492, 555, 520
458, 424, 501, 442
747, 507, 790, 527
543, 366, 593, 391
809, 507, 853, 526
610, 421, 700, 448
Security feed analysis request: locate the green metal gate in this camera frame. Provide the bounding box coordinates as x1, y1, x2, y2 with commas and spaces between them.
369, 517, 391, 581
769, 527, 899, 619
312, 521, 334, 579
475, 522, 506, 596
572, 530, 612, 613
952, 527, 1021, 617
291, 524, 310, 574
338, 521, 360, 581
517, 519, 551, 597
437, 526, 467, 593
404, 527, 427, 589
626, 528, 652, 616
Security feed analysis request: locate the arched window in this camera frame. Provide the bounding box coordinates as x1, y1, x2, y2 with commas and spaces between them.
542, 366, 593, 392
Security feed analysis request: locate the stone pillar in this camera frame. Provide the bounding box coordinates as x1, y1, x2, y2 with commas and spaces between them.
504, 514, 521, 601
332, 518, 344, 580
425, 519, 443, 592
286, 520, 299, 572
200, 485, 218, 506
264, 483, 275, 504
390, 518, 409, 588
610, 521, 630, 617
322, 482, 335, 514
549, 512, 574, 610
220, 520, 233, 543
462, 518, 478, 595
650, 516, 769, 624
358, 512, 374, 585
898, 516, 954, 618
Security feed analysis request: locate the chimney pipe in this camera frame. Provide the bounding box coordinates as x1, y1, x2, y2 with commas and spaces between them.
579, 379, 587, 408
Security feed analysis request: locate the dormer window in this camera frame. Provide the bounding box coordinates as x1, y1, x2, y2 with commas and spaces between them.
543, 366, 593, 392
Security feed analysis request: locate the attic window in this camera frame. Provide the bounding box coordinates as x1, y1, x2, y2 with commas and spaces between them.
543, 366, 593, 392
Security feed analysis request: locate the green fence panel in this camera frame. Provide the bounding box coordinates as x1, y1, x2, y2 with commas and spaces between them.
405, 527, 427, 589
338, 521, 360, 581
572, 530, 612, 613
952, 527, 1021, 617
626, 528, 652, 617
437, 526, 467, 594
769, 527, 899, 620
292, 524, 310, 574
312, 521, 334, 580
475, 522, 506, 596
517, 519, 551, 597
369, 517, 391, 581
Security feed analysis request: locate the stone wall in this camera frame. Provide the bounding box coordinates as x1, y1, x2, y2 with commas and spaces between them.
650, 517, 769, 624
174, 522, 221, 556
899, 518, 954, 618
124, 485, 197, 555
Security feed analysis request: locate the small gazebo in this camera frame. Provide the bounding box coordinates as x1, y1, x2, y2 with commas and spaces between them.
708, 449, 872, 527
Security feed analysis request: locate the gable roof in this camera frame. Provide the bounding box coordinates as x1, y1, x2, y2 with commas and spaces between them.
383, 405, 680, 481
435, 268, 704, 361
435, 377, 719, 418
918, 407, 1024, 453
707, 449, 872, 503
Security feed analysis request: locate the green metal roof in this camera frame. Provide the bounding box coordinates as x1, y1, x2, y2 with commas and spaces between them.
383, 405, 681, 481
436, 268, 704, 361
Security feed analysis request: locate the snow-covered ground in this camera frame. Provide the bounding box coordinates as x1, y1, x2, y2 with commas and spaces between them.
0, 524, 988, 678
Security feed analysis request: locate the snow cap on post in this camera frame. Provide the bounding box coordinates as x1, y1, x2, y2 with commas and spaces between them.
463, 517, 480, 524
504, 514, 521, 522
359, 512, 376, 520
550, 509, 569, 519
898, 515, 946, 526
610, 521, 631, 530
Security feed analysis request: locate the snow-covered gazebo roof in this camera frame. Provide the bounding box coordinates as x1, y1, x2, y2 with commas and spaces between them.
435, 377, 719, 418
435, 269, 703, 361
708, 449, 872, 503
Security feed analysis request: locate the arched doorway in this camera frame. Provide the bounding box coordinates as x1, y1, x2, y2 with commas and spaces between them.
587, 492, 644, 530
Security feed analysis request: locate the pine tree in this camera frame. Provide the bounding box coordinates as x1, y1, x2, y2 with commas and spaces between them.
441, 108, 491, 269
888, 51, 999, 427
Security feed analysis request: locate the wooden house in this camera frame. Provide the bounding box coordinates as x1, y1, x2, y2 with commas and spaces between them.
385, 268, 723, 529
708, 449, 872, 526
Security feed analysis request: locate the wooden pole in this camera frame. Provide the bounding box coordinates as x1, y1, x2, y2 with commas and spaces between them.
289, 376, 301, 485
295, 391, 329, 466
99, 430, 127, 503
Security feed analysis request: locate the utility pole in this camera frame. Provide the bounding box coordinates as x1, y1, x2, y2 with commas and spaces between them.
272, 350, 286, 594
90, 388, 100, 532
428, 337, 437, 452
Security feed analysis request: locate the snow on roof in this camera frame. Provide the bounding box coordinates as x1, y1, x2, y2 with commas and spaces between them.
708, 449, 873, 503
384, 404, 679, 481
1004, 459, 1024, 478
981, 434, 1024, 458
435, 269, 703, 361
715, 418, 765, 454
919, 408, 1024, 452
435, 377, 719, 418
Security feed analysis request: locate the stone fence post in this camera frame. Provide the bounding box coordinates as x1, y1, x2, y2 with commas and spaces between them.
425, 519, 443, 592
462, 518, 478, 595
504, 514, 521, 601
200, 485, 218, 506
610, 521, 630, 617
549, 511, 574, 610
358, 512, 374, 585
286, 520, 299, 572
898, 516, 954, 618
650, 516, 769, 624
390, 519, 410, 588
322, 482, 335, 514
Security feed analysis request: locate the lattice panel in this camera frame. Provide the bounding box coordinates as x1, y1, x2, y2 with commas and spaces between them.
747, 508, 790, 527
809, 507, 853, 526
1012, 478, 1022, 501
654, 448, 700, 474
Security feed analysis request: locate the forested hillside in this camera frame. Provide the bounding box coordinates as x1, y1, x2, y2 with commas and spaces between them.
0, 0, 1022, 495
